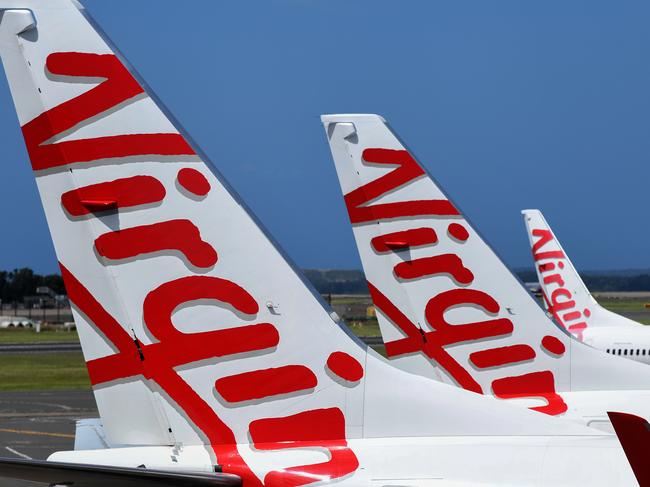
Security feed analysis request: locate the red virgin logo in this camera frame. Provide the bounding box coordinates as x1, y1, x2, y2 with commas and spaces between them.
29, 51, 361, 486
530, 229, 590, 340
348, 148, 568, 415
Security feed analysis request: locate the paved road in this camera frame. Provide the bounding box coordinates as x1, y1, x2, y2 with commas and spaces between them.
0, 338, 386, 353
0, 343, 82, 354
0, 390, 97, 487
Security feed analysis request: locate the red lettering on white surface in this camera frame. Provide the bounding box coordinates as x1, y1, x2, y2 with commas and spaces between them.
345, 149, 459, 224
35, 52, 361, 485
530, 228, 590, 339
23, 53, 194, 171
61, 176, 166, 216
349, 149, 567, 415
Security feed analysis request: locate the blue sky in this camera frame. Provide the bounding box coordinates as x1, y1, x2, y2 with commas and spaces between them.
0, 0, 648, 274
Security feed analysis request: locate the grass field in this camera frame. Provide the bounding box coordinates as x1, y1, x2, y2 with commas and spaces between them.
598, 298, 650, 313
0, 352, 89, 391
0, 329, 79, 344
594, 298, 650, 324
345, 319, 380, 337
330, 297, 370, 305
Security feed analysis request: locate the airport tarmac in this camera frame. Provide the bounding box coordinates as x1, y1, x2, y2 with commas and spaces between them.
0, 390, 97, 487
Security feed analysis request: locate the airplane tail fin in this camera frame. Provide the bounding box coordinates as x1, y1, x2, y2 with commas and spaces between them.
0, 0, 370, 453
321, 114, 650, 416
0, 3, 601, 484
522, 209, 640, 336
608, 412, 650, 486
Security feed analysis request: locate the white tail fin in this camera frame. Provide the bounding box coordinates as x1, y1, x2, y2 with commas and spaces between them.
522, 209, 640, 337
0, 3, 597, 484
322, 114, 650, 417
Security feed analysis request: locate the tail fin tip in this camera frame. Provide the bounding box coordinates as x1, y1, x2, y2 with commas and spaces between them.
320, 114, 386, 124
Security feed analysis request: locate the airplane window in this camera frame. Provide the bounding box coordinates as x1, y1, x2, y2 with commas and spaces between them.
618, 349, 622, 355
638, 350, 641, 356
624, 350, 628, 355
606, 349, 610, 353
644, 350, 647, 356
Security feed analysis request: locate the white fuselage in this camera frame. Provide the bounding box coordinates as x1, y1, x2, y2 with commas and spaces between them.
582, 325, 650, 365
49, 435, 637, 486
561, 389, 650, 431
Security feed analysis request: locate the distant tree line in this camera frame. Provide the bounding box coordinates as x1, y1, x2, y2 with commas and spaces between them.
513, 270, 650, 293
0, 268, 65, 303
302, 269, 370, 295
306, 269, 650, 295
579, 275, 650, 292
1, 268, 650, 301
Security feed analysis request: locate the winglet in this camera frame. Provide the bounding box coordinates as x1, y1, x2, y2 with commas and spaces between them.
608, 411, 650, 486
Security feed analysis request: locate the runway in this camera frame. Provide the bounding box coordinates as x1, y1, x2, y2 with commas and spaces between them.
0, 390, 97, 487
0, 343, 81, 354
0, 338, 384, 353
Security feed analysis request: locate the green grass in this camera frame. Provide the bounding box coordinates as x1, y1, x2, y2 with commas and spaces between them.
344, 319, 380, 337
0, 352, 89, 391
0, 329, 79, 344
331, 297, 371, 305
596, 298, 649, 312
370, 345, 387, 357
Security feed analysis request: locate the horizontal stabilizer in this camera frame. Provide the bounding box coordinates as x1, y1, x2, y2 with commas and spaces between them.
0, 457, 240, 487
608, 412, 650, 486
